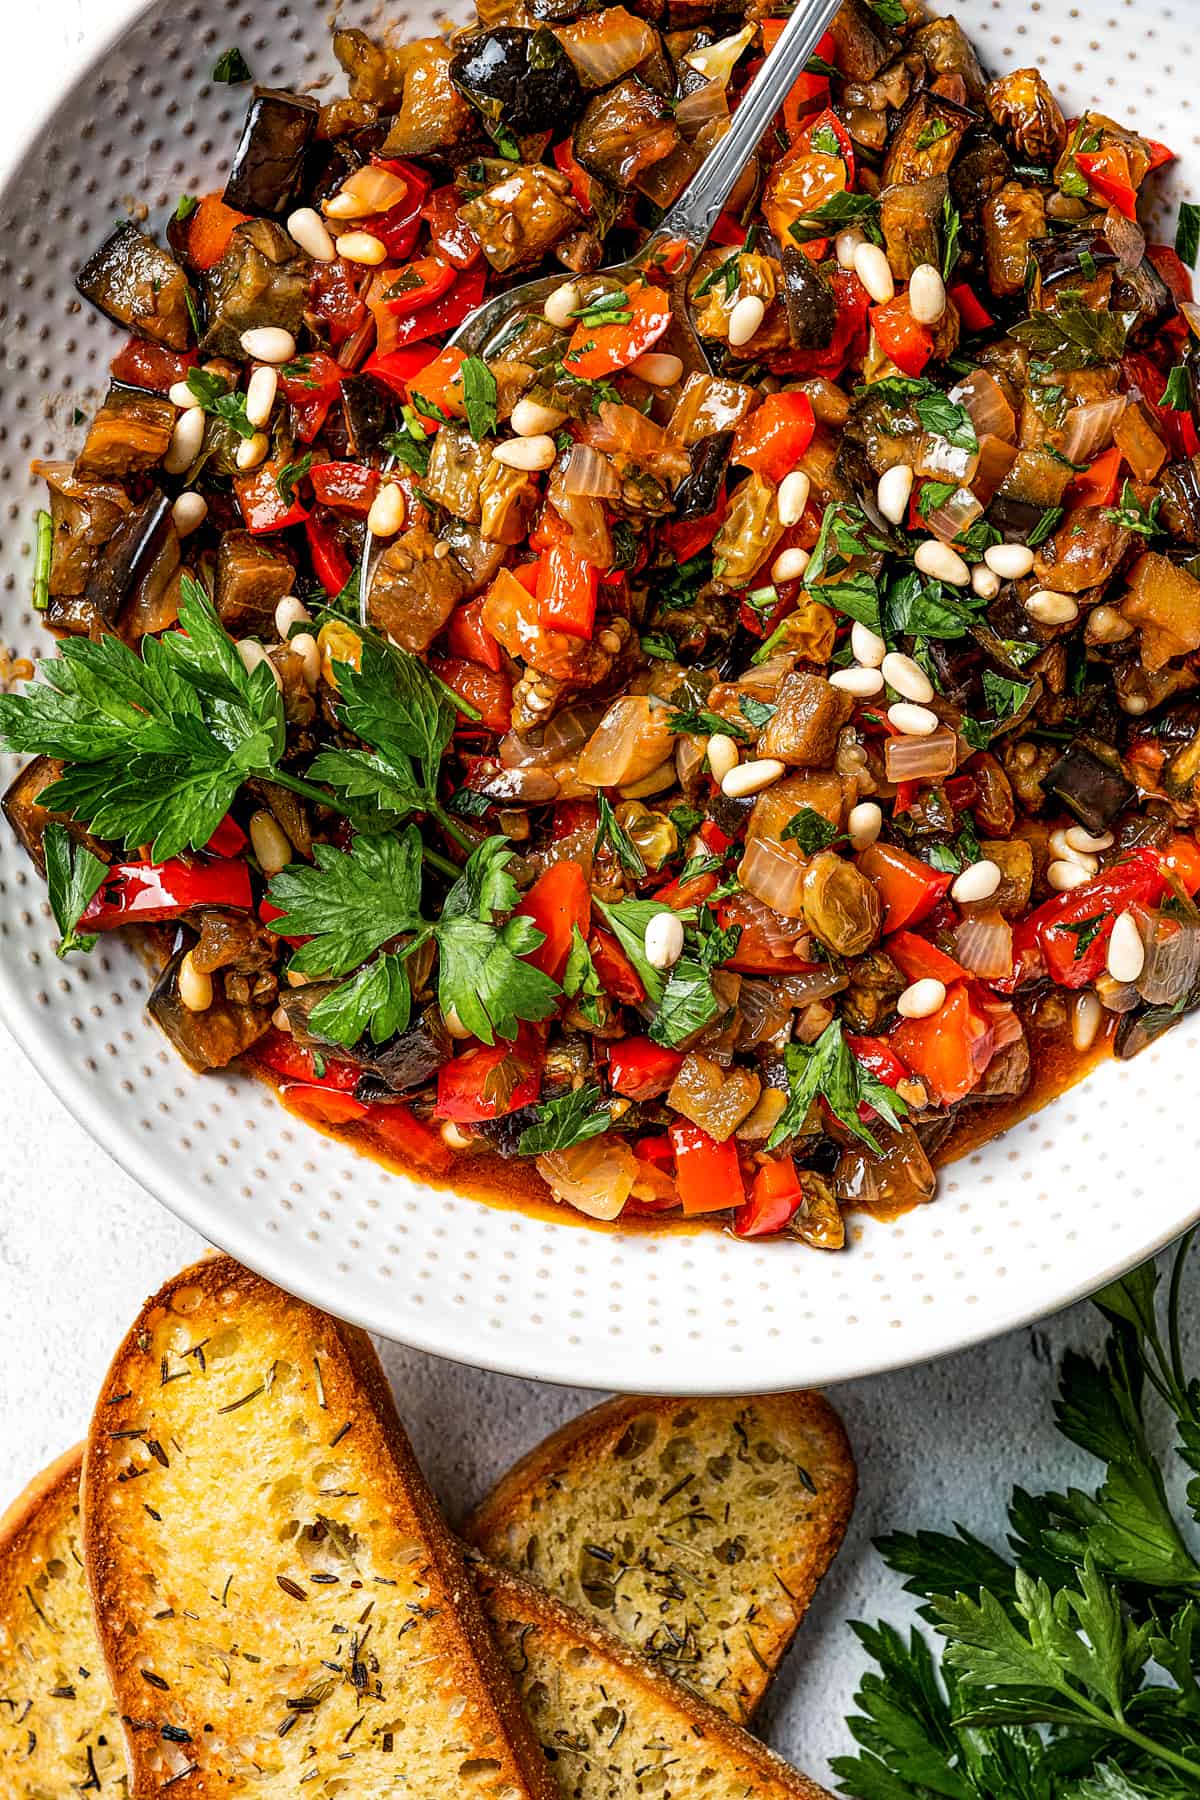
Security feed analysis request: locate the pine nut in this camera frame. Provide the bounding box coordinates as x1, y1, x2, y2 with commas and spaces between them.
853, 241, 895, 304
777, 469, 811, 527
1025, 589, 1079, 625
984, 541, 1036, 579
367, 482, 407, 538
1048, 828, 1099, 874
325, 191, 373, 220
543, 281, 580, 327
240, 327, 296, 365
876, 463, 913, 524
1123, 694, 1150, 716
164, 406, 205, 475
443, 1004, 472, 1039
492, 435, 557, 471
831, 665, 884, 696
771, 546, 810, 584
951, 859, 1002, 903
851, 621, 886, 667
629, 351, 684, 386
881, 651, 933, 704
441, 1119, 475, 1150
848, 800, 883, 850
511, 397, 566, 437
644, 909, 685, 971
728, 294, 765, 349
249, 809, 293, 876
907, 262, 946, 324
168, 379, 197, 409
721, 757, 786, 798
1047, 858, 1092, 892
236, 639, 282, 689
706, 733, 740, 783
1106, 910, 1145, 984
888, 701, 939, 736
336, 230, 387, 265
271, 1005, 292, 1033
172, 491, 208, 537
836, 227, 866, 270
971, 563, 1001, 600
897, 977, 946, 1020
274, 595, 312, 637
177, 950, 213, 1014
245, 364, 278, 429
290, 631, 320, 689
235, 431, 269, 472
915, 539, 970, 586
287, 206, 336, 261
1072, 989, 1102, 1052
1065, 825, 1113, 853
1087, 603, 1133, 645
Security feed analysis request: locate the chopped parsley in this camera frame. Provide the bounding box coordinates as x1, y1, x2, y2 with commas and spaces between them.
212, 47, 253, 84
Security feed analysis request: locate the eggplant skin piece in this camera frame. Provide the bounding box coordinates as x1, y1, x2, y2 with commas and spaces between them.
223, 87, 320, 218
1044, 742, 1135, 832
673, 430, 732, 522
84, 488, 174, 627
200, 219, 309, 359
150, 948, 272, 1073
450, 27, 583, 139
780, 248, 837, 349
75, 223, 194, 352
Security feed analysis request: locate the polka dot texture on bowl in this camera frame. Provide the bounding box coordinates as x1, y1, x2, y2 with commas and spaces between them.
0, 0, 1197, 1391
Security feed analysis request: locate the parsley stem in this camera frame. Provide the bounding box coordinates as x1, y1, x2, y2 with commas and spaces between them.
423, 843, 460, 881
267, 770, 464, 879
432, 805, 476, 854
32, 509, 53, 612
1043, 1689, 1200, 1784
268, 770, 355, 817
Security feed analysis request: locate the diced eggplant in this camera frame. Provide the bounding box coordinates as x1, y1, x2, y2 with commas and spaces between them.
913, 17, 987, 100
970, 1032, 1032, 1102
368, 521, 468, 650
450, 27, 584, 136
75, 223, 195, 352
985, 68, 1066, 165
382, 39, 476, 158
223, 87, 320, 218
191, 909, 278, 976
1159, 457, 1200, 542
200, 219, 309, 359
1032, 226, 1117, 296
1044, 741, 1135, 831
882, 91, 974, 188
359, 1007, 452, 1093
84, 488, 174, 627
949, 134, 1013, 224
760, 672, 854, 768
460, 163, 583, 273
442, 517, 511, 591
673, 430, 732, 521
780, 248, 837, 349
878, 177, 947, 284
214, 529, 296, 634
422, 423, 489, 523
340, 376, 397, 462
1112, 254, 1174, 335
74, 385, 176, 481
572, 75, 679, 190
828, 0, 900, 80
477, 461, 538, 545
33, 460, 132, 598
149, 948, 272, 1073
1032, 505, 1133, 594
332, 27, 410, 108
2, 757, 108, 876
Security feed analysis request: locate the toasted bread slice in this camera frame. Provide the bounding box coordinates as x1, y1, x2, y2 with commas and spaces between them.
466, 1393, 855, 1723
0, 1446, 126, 1797
82, 1257, 558, 1800
472, 1557, 833, 1800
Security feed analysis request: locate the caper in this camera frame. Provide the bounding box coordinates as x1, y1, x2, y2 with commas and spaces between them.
614, 801, 678, 870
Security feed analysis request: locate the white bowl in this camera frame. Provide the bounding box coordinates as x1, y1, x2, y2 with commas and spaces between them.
1, 0, 1197, 1393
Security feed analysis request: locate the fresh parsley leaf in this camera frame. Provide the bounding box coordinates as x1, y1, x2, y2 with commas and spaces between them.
981, 671, 1031, 723
925, 842, 963, 873
809, 121, 842, 157
562, 925, 605, 1027
790, 190, 882, 246
1010, 306, 1136, 371
173, 194, 199, 223
267, 827, 425, 979
915, 392, 978, 453
767, 1019, 908, 1153
186, 367, 255, 441
43, 823, 106, 959
781, 806, 842, 852
859, 373, 935, 411
883, 570, 979, 642
385, 428, 432, 478
436, 837, 562, 1044
212, 47, 253, 83
517, 1084, 611, 1155
1103, 480, 1163, 539
869, 0, 906, 24
1177, 200, 1200, 268
941, 193, 962, 281
1162, 364, 1192, 411
648, 955, 723, 1047
667, 705, 752, 742
1059, 914, 1105, 960
460, 356, 498, 440
595, 795, 647, 879
914, 118, 950, 153
275, 452, 314, 507
917, 479, 959, 519
669, 803, 704, 836
813, 570, 884, 636
654, 550, 712, 612
640, 629, 677, 660
593, 897, 676, 1005
1027, 505, 1063, 549
739, 695, 776, 729
308, 952, 413, 1047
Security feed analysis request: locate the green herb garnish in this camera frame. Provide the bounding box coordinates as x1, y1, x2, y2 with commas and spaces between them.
212, 47, 253, 83
43, 823, 106, 959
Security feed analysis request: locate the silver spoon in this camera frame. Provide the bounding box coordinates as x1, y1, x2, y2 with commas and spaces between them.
360, 0, 844, 624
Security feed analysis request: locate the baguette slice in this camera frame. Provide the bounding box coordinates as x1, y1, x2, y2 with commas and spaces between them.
466, 1393, 855, 1723
0, 1446, 126, 1797
472, 1557, 834, 1800
82, 1257, 558, 1800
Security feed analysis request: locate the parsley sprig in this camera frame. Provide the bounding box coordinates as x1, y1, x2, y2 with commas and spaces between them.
768, 1018, 908, 1152
43, 823, 106, 959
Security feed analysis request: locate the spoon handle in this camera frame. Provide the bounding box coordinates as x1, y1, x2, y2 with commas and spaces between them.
634, 0, 846, 278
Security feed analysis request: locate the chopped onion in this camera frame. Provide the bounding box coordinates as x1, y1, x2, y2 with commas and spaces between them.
1136, 914, 1200, 1005
580, 402, 691, 483
675, 78, 729, 139
777, 968, 848, 1004
554, 7, 659, 88
537, 1136, 638, 1220
559, 444, 620, 501
545, 486, 613, 567
923, 486, 982, 545
884, 725, 958, 784
1061, 394, 1128, 466
472, 765, 561, 803
738, 836, 808, 919
735, 978, 795, 1048
683, 22, 755, 84
578, 696, 677, 788
954, 909, 1014, 980
338, 163, 411, 214
1102, 206, 1146, 272
972, 433, 1019, 505
915, 434, 978, 486
499, 703, 605, 770
950, 371, 1014, 444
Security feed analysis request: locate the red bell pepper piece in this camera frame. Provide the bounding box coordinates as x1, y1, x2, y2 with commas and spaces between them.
446, 596, 503, 672
514, 861, 591, 984
552, 138, 596, 215
589, 927, 646, 1003
362, 1103, 453, 1176
948, 282, 994, 334
731, 392, 817, 484
1145, 137, 1176, 172
307, 258, 368, 345
670, 1122, 746, 1215
563, 281, 673, 381
279, 351, 347, 444
858, 842, 953, 933
254, 1031, 359, 1090
1075, 145, 1139, 221
1067, 444, 1123, 509
383, 266, 487, 351
870, 294, 935, 378
80, 859, 253, 929
655, 867, 719, 911
885, 930, 968, 986
383, 255, 458, 317
718, 894, 820, 974
280, 1083, 369, 1127
768, 266, 869, 380
183, 192, 251, 269
657, 503, 727, 564
354, 163, 428, 261
110, 337, 196, 394
845, 1034, 909, 1088
309, 461, 380, 516
890, 984, 993, 1107
420, 184, 482, 269
536, 536, 600, 639
733, 1155, 804, 1238
1020, 848, 1168, 989
435, 1037, 544, 1122
607, 1038, 685, 1102
430, 657, 512, 733
204, 814, 248, 858
1147, 243, 1194, 303
305, 513, 353, 597
1161, 834, 1200, 895
234, 462, 309, 535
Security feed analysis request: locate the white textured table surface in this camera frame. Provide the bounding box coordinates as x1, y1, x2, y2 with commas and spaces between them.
0, 4, 1187, 1790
